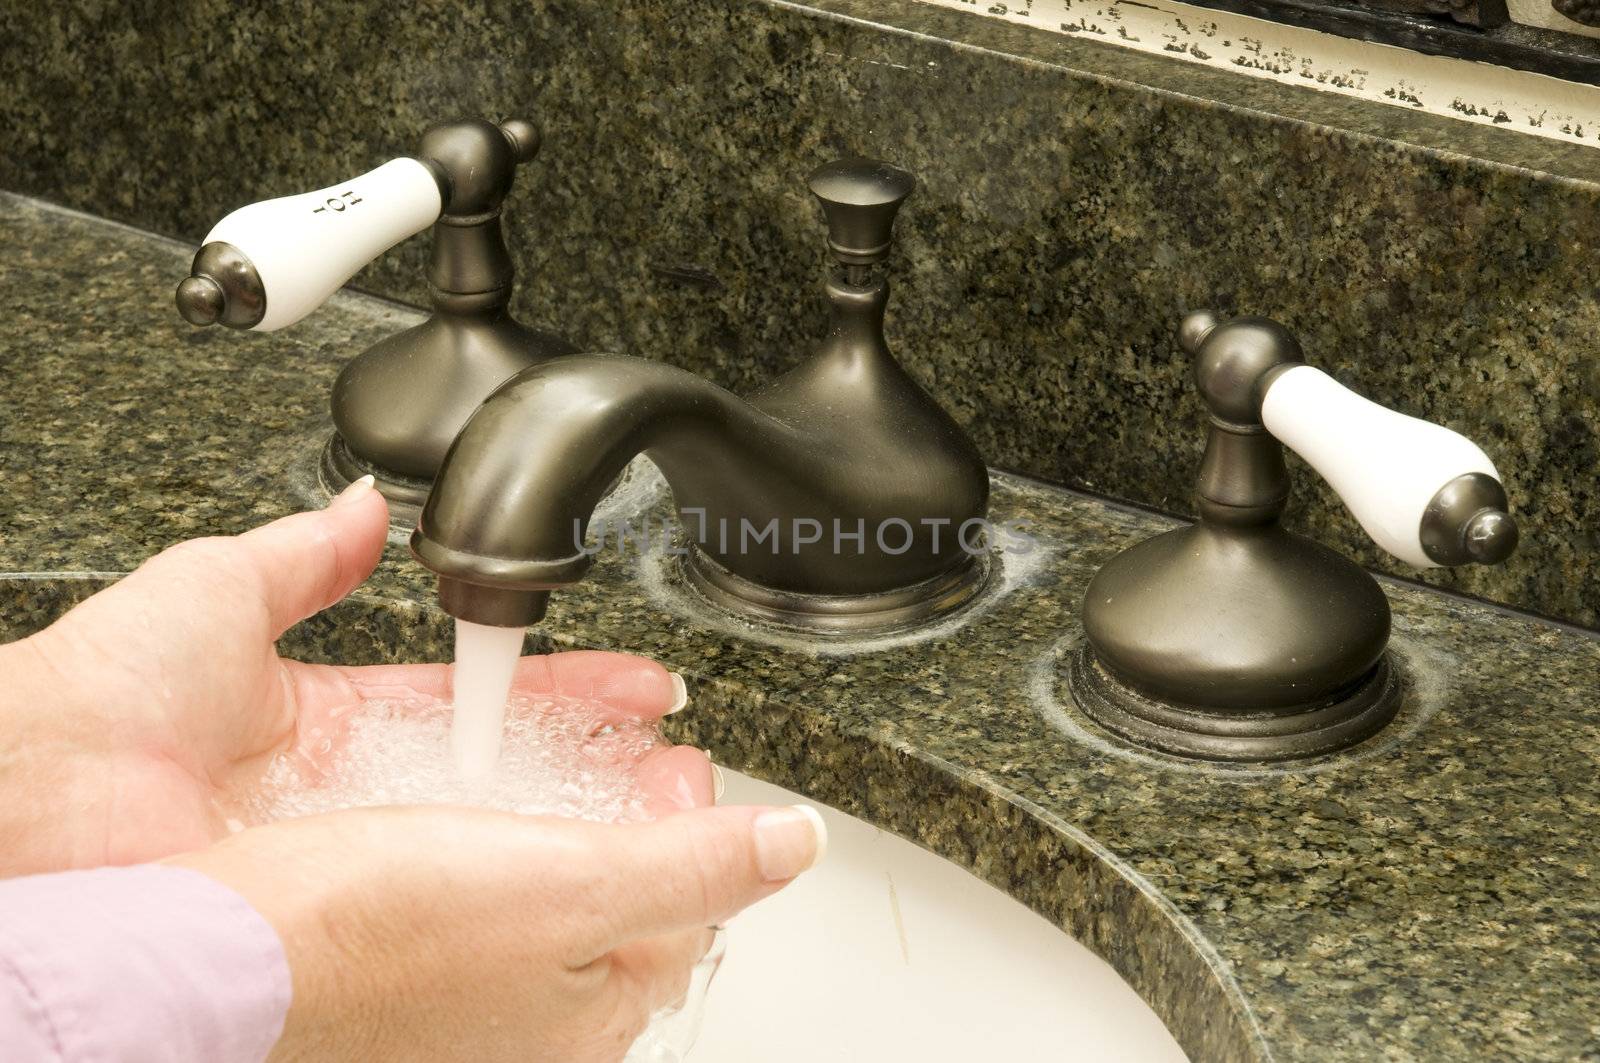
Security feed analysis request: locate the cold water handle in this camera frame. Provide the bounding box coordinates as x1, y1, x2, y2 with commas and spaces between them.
1258, 363, 1518, 569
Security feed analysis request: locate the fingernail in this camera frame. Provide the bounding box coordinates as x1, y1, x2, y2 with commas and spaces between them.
331, 474, 376, 507
753, 805, 827, 882
665, 671, 688, 715
711, 762, 726, 801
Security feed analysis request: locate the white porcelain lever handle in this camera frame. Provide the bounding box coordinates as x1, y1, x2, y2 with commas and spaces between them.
178, 157, 443, 332
1260, 365, 1510, 568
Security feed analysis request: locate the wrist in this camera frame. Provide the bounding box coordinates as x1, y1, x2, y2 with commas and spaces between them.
0, 635, 111, 873
168, 820, 392, 1062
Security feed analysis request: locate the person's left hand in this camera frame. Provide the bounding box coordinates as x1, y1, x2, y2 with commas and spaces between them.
0, 477, 707, 874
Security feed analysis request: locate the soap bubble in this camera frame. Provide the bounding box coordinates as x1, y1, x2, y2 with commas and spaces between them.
232, 693, 663, 828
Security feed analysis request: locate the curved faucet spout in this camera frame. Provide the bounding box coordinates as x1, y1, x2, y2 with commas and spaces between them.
411, 278, 988, 627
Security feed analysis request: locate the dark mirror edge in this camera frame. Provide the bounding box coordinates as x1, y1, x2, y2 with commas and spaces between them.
1184, 0, 1600, 87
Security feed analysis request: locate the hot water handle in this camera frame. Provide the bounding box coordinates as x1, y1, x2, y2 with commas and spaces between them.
175, 157, 445, 332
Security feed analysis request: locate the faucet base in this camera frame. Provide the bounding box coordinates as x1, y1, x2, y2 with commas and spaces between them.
320, 434, 433, 527
682, 548, 987, 635
1066, 644, 1401, 762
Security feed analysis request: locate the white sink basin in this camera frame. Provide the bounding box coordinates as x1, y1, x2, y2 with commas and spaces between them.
694, 771, 1190, 1062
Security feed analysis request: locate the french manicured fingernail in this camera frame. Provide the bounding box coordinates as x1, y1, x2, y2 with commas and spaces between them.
711, 762, 726, 801
332, 474, 376, 507
753, 805, 827, 882
665, 672, 688, 715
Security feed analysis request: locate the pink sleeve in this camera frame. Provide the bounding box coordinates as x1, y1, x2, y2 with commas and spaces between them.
0, 864, 290, 1062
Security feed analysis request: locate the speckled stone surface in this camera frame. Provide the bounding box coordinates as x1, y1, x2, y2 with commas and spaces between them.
4, 195, 1599, 1061
2, 0, 1598, 628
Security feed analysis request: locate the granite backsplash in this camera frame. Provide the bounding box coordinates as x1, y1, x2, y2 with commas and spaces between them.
2, 0, 1597, 627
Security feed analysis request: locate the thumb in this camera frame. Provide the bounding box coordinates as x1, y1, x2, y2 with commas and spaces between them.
235, 476, 391, 635
576, 804, 827, 961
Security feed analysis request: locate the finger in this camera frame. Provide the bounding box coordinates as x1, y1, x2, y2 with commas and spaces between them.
609, 927, 718, 1015
573, 804, 827, 961
334, 662, 455, 700
333, 651, 686, 721
516, 652, 685, 720
235, 477, 390, 636
635, 746, 715, 818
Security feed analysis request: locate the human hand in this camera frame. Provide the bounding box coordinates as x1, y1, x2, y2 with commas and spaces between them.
0, 477, 708, 873
170, 800, 825, 1062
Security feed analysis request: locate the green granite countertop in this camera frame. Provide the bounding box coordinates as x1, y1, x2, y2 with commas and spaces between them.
2, 193, 1597, 1061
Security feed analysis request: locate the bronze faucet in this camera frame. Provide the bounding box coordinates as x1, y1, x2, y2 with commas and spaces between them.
409, 159, 990, 633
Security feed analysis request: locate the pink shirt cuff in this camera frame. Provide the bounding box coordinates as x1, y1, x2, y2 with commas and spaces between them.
0, 864, 290, 1062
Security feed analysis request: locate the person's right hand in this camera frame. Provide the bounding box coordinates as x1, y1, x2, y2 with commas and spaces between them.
168, 800, 825, 1063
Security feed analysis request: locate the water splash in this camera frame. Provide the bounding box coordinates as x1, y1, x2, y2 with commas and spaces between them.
234, 693, 661, 825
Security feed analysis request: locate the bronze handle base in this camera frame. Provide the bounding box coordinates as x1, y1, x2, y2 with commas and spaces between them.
1066, 645, 1402, 763
681, 547, 989, 636
320, 434, 433, 527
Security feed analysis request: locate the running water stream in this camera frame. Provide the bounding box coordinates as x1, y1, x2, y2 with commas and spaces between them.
449, 619, 528, 781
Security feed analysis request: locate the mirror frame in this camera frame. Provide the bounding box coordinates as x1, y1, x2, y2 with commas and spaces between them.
1183, 0, 1600, 85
